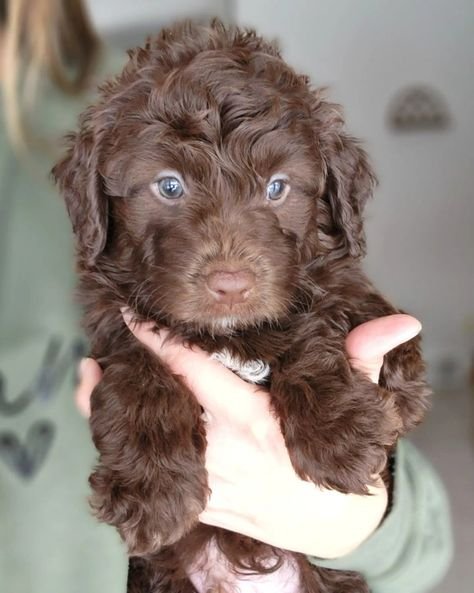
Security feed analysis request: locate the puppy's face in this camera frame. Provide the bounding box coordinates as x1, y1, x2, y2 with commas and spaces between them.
104, 80, 321, 333
54, 23, 375, 335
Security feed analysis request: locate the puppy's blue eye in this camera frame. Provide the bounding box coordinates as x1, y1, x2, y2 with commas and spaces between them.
266, 179, 289, 202
156, 177, 184, 200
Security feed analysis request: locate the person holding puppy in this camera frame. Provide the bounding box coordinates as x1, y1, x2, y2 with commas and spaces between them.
0, 1, 451, 592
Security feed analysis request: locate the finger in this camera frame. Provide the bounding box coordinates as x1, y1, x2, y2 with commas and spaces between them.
75, 358, 102, 417
122, 311, 268, 423
345, 314, 422, 383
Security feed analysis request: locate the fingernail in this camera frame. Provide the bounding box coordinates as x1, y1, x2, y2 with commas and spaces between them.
120, 307, 133, 327
78, 357, 90, 380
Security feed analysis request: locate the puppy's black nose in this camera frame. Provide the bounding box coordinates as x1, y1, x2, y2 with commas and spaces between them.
206, 270, 255, 305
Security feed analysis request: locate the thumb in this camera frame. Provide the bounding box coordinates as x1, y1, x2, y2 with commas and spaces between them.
345, 314, 422, 383
75, 358, 103, 417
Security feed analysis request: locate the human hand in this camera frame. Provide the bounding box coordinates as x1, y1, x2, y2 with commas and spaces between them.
76, 314, 421, 559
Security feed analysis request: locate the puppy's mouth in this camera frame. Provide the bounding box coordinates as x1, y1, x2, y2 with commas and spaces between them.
200, 271, 259, 329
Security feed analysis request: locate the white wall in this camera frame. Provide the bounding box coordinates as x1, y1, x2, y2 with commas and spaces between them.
235, 0, 474, 386
87, 0, 232, 33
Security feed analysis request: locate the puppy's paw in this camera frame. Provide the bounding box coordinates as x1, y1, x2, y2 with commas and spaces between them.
280, 378, 402, 494
88, 348, 210, 556
90, 466, 209, 556
121, 492, 206, 556
286, 435, 386, 494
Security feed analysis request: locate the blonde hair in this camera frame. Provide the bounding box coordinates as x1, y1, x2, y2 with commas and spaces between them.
1, 0, 100, 150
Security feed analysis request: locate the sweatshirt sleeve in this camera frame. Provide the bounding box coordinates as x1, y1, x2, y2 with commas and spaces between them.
307, 440, 453, 593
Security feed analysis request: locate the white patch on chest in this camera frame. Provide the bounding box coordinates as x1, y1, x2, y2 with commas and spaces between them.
211, 349, 271, 384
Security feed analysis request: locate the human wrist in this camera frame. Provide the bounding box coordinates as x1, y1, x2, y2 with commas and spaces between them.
305, 480, 388, 559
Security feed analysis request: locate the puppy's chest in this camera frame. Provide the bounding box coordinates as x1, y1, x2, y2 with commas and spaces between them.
211, 348, 271, 384
197, 329, 293, 385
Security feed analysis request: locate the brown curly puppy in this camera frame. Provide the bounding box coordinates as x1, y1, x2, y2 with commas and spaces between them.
53, 19, 430, 593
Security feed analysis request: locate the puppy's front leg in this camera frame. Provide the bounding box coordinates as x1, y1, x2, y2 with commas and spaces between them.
89, 346, 209, 556
270, 336, 401, 494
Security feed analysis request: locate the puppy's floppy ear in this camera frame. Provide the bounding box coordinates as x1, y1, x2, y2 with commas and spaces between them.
52, 107, 108, 265
314, 97, 377, 259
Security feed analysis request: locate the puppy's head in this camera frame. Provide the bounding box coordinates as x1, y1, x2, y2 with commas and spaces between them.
53, 20, 375, 335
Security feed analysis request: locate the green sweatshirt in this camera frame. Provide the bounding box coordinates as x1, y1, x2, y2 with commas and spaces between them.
0, 57, 452, 593
0, 56, 128, 593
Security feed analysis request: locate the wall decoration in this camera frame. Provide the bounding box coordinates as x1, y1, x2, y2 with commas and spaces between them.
388, 85, 451, 131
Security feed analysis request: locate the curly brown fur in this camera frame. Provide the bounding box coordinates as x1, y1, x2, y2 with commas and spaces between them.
53, 19, 430, 593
